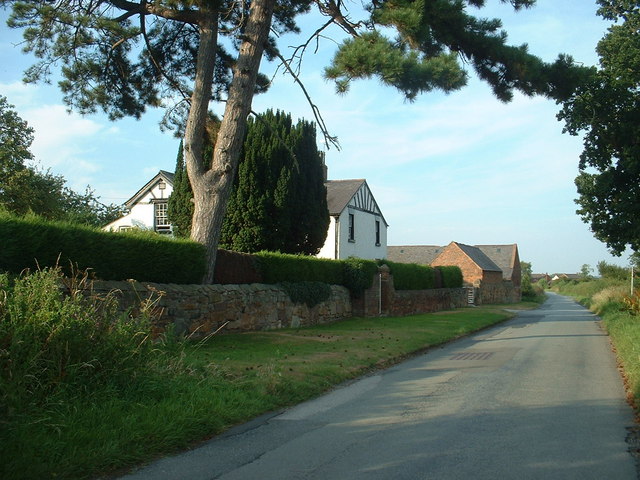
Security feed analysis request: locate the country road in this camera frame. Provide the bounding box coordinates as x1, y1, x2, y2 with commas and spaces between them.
121, 293, 637, 479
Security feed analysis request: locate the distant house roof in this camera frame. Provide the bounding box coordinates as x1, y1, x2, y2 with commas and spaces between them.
476, 244, 518, 280
387, 245, 444, 265
451, 242, 502, 272
325, 179, 388, 225
125, 170, 175, 209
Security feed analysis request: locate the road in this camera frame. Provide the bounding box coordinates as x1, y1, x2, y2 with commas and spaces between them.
121, 293, 637, 479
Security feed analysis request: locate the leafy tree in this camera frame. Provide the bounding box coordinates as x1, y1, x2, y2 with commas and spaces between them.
520, 261, 533, 296
4, 0, 588, 282
169, 111, 329, 254
0, 95, 34, 176
597, 260, 629, 281
580, 263, 593, 281
0, 95, 123, 226
558, 1, 640, 255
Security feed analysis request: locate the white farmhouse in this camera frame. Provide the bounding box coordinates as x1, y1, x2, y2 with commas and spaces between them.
103, 170, 174, 234
105, 172, 388, 260
317, 179, 388, 260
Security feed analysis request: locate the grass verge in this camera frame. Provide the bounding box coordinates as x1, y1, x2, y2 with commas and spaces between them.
1, 301, 525, 480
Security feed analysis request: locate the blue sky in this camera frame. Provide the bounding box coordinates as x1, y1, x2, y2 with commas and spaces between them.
0, 1, 632, 274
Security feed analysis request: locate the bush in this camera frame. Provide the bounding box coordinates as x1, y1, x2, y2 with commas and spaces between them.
0, 268, 158, 414
342, 257, 378, 297
0, 212, 206, 284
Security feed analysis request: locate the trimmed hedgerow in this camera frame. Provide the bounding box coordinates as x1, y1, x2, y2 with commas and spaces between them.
378, 259, 436, 290
0, 213, 206, 284
254, 252, 379, 298
437, 265, 463, 288
256, 251, 344, 284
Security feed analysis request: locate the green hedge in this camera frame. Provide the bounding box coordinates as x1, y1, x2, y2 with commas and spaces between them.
256, 252, 344, 284
0, 213, 206, 284
379, 259, 436, 290
254, 253, 378, 298
437, 266, 463, 288
0, 212, 463, 291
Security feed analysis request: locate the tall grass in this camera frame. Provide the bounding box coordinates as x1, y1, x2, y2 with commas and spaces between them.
0, 267, 183, 479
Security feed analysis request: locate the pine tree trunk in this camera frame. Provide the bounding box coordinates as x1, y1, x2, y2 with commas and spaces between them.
185, 0, 276, 283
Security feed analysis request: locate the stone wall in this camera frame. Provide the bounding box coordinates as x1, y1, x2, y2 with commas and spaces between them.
475, 281, 520, 305
91, 280, 351, 338
390, 288, 468, 316
90, 270, 471, 338
352, 265, 467, 317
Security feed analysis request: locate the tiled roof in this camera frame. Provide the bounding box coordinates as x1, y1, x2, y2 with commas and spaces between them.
476, 244, 518, 279
387, 245, 444, 265
325, 179, 366, 216
453, 242, 502, 272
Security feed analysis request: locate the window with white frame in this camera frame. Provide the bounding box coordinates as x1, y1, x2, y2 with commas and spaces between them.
154, 202, 171, 233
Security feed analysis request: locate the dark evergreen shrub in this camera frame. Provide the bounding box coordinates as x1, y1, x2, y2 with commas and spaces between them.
213, 249, 262, 284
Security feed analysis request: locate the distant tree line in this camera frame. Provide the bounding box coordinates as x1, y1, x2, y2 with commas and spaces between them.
0, 96, 123, 226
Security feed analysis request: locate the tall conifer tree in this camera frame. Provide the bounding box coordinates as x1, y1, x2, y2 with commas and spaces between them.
169, 111, 329, 254
167, 141, 194, 238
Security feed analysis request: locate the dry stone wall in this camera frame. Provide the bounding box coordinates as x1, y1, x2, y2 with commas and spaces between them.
474, 281, 520, 305
91, 280, 351, 338
89, 270, 475, 338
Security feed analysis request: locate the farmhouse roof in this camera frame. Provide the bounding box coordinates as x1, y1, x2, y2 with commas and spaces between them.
452, 242, 502, 272
476, 244, 519, 280
387, 245, 444, 265
125, 170, 174, 209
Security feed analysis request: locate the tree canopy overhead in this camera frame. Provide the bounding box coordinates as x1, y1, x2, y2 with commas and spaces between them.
3, 0, 588, 282
558, 0, 640, 255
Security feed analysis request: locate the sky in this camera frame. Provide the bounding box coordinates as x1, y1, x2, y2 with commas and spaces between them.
0, 0, 632, 275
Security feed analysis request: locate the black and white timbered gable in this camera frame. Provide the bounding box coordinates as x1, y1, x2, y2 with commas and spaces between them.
325, 179, 388, 226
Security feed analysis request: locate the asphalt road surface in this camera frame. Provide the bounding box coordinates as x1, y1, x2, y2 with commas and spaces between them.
121, 293, 637, 479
